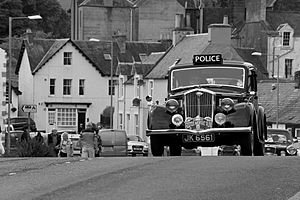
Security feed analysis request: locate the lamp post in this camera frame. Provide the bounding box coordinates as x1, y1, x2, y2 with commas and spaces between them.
251, 50, 280, 128
7, 15, 42, 153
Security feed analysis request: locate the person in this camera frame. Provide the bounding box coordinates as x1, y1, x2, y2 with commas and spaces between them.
34, 131, 44, 144
21, 127, 30, 142
0, 128, 5, 156
58, 132, 73, 157
48, 128, 61, 157
79, 122, 98, 158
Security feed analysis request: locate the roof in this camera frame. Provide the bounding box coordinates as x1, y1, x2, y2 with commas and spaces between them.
16, 38, 169, 78
116, 63, 133, 76
266, 11, 300, 36
80, 0, 133, 7
258, 80, 300, 125
145, 33, 209, 79
132, 63, 153, 75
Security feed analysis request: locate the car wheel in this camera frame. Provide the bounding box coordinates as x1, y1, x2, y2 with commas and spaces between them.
169, 144, 181, 156
240, 133, 253, 156
150, 135, 164, 156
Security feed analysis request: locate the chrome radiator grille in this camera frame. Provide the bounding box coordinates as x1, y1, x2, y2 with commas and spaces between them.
184, 90, 214, 118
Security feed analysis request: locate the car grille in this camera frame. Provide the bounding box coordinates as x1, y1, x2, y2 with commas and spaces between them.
184, 89, 215, 119
265, 146, 276, 153
132, 145, 143, 151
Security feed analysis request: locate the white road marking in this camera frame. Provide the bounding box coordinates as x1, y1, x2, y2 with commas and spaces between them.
288, 191, 300, 200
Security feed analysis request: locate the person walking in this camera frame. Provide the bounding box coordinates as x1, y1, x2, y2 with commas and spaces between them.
21, 127, 30, 142
0, 129, 5, 156
34, 132, 44, 144
48, 128, 61, 156
58, 132, 73, 157
79, 122, 98, 158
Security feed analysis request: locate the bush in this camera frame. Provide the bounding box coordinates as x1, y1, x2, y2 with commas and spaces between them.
16, 139, 53, 157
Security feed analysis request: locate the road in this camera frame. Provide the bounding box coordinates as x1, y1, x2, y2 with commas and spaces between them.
0, 156, 300, 200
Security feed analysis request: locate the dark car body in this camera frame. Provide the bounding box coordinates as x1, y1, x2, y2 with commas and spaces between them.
265, 128, 297, 156
146, 54, 266, 156
5, 117, 37, 132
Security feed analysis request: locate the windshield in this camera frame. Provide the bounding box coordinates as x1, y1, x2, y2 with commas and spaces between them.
128, 136, 143, 142
266, 133, 291, 144
171, 66, 245, 90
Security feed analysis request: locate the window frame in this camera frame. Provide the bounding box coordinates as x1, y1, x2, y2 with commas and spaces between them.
282, 32, 290, 46
63, 52, 72, 66
134, 114, 139, 136
285, 59, 293, 78
119, 113, 123, 129
57, 108, 76, 126
79, 79, 85, 96
49, 78, 56, 95
63, 79, 72, 95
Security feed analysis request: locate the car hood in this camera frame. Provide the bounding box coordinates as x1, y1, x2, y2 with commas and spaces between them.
128, 141, 148, 146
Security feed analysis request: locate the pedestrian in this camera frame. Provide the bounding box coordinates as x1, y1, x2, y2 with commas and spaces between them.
79, 122, 98, 158
34, 131, 44, 144
0, 128, 5, 156
58, 132, 73, 157
48, 128, 61, 157
21, 127, 30, 142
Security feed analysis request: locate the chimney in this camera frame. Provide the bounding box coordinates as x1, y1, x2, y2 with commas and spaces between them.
113, 32, 126, 53
172, 14, 194, 46
24, 28, 34, 45
294, 71, 300, 89
208, 16, 231, 45
245, 0, 266, 22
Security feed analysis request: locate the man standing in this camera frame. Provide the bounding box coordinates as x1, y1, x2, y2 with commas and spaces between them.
48, 128, 60, 156
79, 123, 98, 158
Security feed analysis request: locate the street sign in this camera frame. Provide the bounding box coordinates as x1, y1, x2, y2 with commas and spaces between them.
21, 104, 37, 113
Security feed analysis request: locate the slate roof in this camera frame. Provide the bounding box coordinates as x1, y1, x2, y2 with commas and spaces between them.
116, 63, 133, 76
132, 63, 153, 75
258, 80, 300, 125
146, 33, 268, 80
80, 0, 133, 7
266, 11, 300, 36
15, 38, 169, 78
142, 52, 165, 64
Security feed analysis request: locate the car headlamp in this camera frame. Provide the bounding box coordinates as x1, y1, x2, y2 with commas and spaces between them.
287, 145, 297, 155
166, 99, 179, 113
215, 113, 226, 125
221, 98, 234, 112
172, 114, 183, 127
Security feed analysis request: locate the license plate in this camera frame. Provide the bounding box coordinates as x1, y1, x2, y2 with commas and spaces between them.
182, 134, 215, 142
133, 147, 143, 151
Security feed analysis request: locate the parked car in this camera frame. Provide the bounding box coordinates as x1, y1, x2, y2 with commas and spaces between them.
3, 130, 24, 155
98, 129, 128, 157
4, 117, 37, 132
218, 145, 240, 156
265, 128, 297, 156
127, 135, 149, 156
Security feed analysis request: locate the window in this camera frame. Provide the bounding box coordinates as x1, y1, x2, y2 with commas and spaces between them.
126, 114, 130, 133
50, 79, 55, 95
149, 80, 154, 97
104, 53, 111, 60
119, 77, 124, 98
63, 52, 72, 65
109, 79, 116, 95
135, 77, 140, 98
135, 114, 139, 136
295, 128, 300, 138
119, 113, 123, 129
282, 32, 290, 46
57, 108, 76, 126
63, 79, 72, 95
285, 59, 293, 78
79, 79, 85, 95
48, 109, 56, 125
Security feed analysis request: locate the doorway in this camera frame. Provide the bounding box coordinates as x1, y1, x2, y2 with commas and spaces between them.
77, 109, 86, 133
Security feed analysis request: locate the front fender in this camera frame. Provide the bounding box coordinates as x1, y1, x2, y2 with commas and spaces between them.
147, 106, 172, 130
257, 106, 267, 141
226, 103, 255, 127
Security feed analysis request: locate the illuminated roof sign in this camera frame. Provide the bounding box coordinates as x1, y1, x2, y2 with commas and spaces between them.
193, 54, 223, 65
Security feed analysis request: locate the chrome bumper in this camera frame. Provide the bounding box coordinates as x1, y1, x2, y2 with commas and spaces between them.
146, 127, 252, 136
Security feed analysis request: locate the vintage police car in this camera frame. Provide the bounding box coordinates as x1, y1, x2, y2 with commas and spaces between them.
146, 54, 266, 156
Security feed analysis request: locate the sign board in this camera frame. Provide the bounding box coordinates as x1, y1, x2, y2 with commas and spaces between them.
21, 104, 37, 113
193, 54, 223, 65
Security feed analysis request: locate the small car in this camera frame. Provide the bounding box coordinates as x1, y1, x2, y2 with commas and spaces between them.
127, 135, 149, 156
265, 128, 297, 156
218, 145, 241, 156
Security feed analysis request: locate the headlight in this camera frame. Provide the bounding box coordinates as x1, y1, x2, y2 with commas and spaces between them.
128, 145, 132, 150
287, 145, 297, 155
172, 114, 183, 127
221, 98, 234, 112
215, 113, 226, 125
166, 99, 179, 113
144, 144, 149, 149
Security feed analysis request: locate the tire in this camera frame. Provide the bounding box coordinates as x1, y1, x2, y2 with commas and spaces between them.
150, 135, 164, 156
240, 133, 253, 156
169, 144, 181, 156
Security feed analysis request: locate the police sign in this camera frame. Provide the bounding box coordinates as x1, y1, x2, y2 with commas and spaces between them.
193, 54, 223, 65
21, 104, 37, 113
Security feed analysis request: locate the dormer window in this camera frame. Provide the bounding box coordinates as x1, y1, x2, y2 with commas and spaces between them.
282, 32, 290, 46
63, 52, 72, 65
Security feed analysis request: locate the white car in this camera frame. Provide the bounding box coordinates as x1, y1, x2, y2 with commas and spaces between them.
127, 135, 149, 156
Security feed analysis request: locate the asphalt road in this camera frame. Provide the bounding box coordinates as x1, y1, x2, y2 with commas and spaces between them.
0, 156, 300, 200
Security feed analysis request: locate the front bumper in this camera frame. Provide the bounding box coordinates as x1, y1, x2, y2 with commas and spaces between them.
146, 127, 252, 136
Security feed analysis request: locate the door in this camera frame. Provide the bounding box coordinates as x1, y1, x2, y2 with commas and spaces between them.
77, 109, 86, 133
